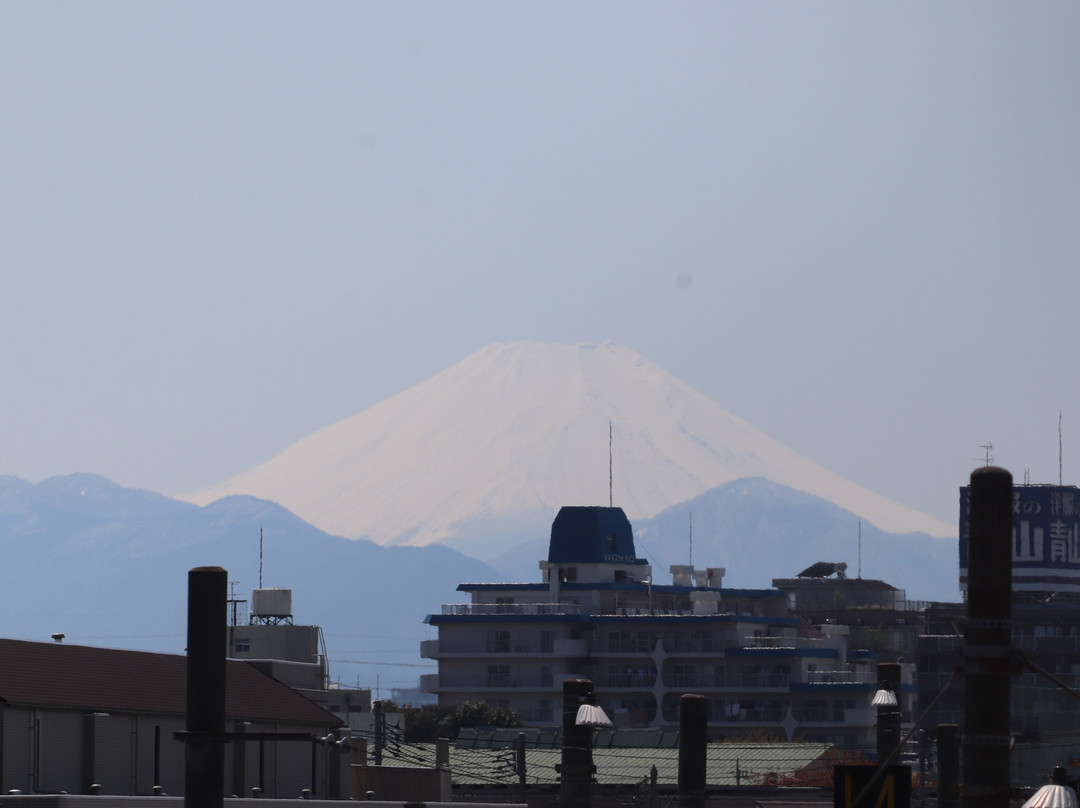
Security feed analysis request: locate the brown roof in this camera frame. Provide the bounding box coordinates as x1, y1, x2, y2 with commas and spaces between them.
0, 638, 341, 727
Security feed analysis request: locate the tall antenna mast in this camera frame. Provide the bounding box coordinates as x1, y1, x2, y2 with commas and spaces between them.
609, 419, 613, 508
688, 512, 693, 566
1060, 411, 1064, 486
259, 526, 264, 589
858, 519, 862, 579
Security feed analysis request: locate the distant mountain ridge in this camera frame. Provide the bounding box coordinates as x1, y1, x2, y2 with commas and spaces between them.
635, 477, 959, 602
182, 341, 955, 562
0, 473, 500, 691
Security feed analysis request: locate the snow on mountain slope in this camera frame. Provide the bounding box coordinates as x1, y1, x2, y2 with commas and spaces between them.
181, 341, 955, 555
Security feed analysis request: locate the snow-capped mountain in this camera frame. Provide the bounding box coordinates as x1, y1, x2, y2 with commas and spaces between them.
182, 341, 955, 561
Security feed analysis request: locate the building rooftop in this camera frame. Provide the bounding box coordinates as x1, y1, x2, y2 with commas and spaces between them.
377, 735, 837, 788
0, 637, 341, 726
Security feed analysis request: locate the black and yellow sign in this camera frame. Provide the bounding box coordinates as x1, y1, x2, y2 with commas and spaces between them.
833, 765, 911, 808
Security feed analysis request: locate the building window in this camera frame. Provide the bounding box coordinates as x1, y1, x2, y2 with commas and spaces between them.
234, 638, 250, 653
607, 533, 617, 552
487, 665, 510, 687
540, 630, 553, 653
487, 631, 511, 653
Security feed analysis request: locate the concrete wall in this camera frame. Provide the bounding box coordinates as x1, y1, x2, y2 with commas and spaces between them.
0, 708, 340, 799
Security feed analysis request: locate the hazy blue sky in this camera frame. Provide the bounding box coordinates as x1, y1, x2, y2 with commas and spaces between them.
2, 3, 1078, 527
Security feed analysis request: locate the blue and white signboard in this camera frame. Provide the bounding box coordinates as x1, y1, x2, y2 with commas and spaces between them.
959, 484, 1080, 592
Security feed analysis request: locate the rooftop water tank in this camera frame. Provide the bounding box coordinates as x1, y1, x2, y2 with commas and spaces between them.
252, 588, 292, 619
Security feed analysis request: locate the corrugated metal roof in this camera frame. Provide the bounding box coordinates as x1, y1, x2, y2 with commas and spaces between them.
376, 742, 833, 788
0, 637, 340, 726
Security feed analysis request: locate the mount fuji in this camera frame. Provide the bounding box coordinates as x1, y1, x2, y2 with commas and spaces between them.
182, 341, 955, 568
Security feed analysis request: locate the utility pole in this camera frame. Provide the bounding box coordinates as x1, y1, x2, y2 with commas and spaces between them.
373, 700, 384, 766
962, 466, 1013, 808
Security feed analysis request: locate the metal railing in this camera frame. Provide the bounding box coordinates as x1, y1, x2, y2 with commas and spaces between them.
440, 602, 581, 616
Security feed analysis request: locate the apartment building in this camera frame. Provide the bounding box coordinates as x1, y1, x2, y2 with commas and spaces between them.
422, 506, 908, 747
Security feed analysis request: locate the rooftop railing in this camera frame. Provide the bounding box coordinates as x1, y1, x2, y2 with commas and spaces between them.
440, 602, 581, 616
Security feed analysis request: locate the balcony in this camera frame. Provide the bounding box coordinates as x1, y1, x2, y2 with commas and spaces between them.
428, 672, 564, 691
696, 707, 786, 724
594, 671, 658, 689
741, 636, 825, 650
667, 672, 724, 689
553, 638, 587, 657
805, 670, 877, 686
663, 638, 727, 654
792, 706, 845, 723
790, 706, 876, 728
420, 637, 586, 657
595, 637, 658, 656
726, 672, 790, 690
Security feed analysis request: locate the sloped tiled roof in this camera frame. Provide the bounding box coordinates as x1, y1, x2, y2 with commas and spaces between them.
0, 638, 340, 726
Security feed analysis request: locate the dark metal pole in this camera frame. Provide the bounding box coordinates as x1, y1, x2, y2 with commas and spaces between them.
918, 729, 928, 808
154, 725, 161, 792
962, 467, 1013, 808
185, 566, 227, 808
559, 679, 595, 808
232, 723, 247, 798
875, 662, 902, 764
258, 740, 265, 797
677, 694, 708, 808
937, 723, 960, 808
516, 731, 527, 804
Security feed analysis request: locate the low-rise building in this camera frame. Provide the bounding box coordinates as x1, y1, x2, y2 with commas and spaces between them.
0, 637, 345, 798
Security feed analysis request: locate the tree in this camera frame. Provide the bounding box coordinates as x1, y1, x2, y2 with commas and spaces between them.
394, 701, 523, 743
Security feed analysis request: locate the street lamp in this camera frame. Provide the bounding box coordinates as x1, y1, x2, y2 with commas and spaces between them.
1022, 767, 1078, 808
575, 703, 613, 728
872, 688, 898, 708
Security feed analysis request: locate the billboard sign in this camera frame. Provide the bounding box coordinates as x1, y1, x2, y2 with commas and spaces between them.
959, 484, 1080, 592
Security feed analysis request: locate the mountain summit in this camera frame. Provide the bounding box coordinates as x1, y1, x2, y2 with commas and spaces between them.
182, 341, 954, 560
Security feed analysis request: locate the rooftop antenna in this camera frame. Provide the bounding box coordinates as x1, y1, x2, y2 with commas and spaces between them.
979, 443, 994, 467
259, 526, 264, 589
688, 512, 693, 566
226, 580, 246, 627
609, 419, 613, 508
1024, 467, 1030, 485
858, 519, 862, 579
1060, 411, 1064, 486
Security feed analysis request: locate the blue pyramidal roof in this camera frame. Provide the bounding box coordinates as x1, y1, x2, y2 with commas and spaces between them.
547, 506, 648, 566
